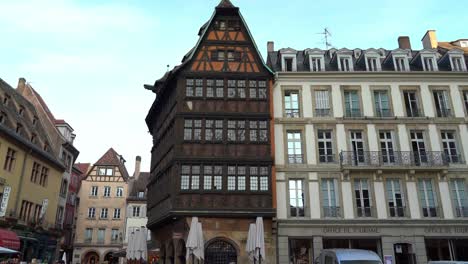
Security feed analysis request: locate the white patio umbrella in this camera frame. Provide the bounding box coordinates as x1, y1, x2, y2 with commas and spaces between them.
195, 222, 204, 261
0, 246, 18, 254
137, 227, 148, 261
255, 217, 266, 264
126, 231, 136, 260
246, 223, 257, 262
186, 217, 203, 263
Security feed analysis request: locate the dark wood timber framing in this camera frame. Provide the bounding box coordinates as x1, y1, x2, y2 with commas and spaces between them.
145, 2, 275, 230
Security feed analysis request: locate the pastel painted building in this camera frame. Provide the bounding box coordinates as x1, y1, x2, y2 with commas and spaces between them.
268, 30, 468, 264
73, 148, 129, 264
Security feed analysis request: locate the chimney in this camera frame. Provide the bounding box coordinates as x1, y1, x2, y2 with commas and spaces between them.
17, 77, 26, 94
267, 41, 274, 52
134, 156, 141, 180
421, 30, 438, 49
398, 36, 411, 50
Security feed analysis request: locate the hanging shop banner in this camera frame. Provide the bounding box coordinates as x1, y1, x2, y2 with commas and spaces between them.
0, 186, 11, 217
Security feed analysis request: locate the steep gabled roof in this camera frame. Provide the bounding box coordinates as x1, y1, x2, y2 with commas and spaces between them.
128, 172, 150, 199
217, 0, 235, 8
93, 148, 130, 180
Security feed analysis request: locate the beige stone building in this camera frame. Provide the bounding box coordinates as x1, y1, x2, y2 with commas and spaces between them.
73, 148, 129, 264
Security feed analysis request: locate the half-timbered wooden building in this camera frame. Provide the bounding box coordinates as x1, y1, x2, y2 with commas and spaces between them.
73, 148, 129, 264
145, 1, 276, 263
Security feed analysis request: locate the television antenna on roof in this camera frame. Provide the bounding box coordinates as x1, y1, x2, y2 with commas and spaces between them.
317, 27, 332, 49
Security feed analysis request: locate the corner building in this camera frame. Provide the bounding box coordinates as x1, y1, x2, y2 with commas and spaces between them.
145, 1, 276, 263
268, 31, 468, 264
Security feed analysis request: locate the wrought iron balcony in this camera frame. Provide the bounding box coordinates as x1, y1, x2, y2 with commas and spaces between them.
389, 206, 407, 218
285, 109, 300, 118
375, 108, 393, 117
340, 151, 449, 168
323, 206, 341, 218
318, 154, 337, 163
315, 108, 332, 117
344, 109, 363, 118
445, 154, 464, 164
406, 109, 423, 117
356, 206, 376, 218
436, 108, 452, 118
455, 206, 468, 217
288, 154, 304, 164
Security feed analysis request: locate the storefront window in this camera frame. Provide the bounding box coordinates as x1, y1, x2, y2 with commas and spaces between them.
323, 238, 381, 256
426, 239, 468, 261
289, 239, 312, 264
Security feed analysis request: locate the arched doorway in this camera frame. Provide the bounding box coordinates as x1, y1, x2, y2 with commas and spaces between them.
83, 251, 99, 264
104, 252, 118, 264
205, 239, 237, 264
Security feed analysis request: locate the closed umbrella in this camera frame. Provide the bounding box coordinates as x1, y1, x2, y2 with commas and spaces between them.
127, 231, 136, 261
138, 227, 148, 261
255, 217, 265, 264
246, 223, 257, 262
62, 252, 67, 263
195, 222, 204, 261
186, 217, 199, 263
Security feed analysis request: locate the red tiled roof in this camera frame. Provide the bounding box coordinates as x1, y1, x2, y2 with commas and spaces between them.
30, 87, 56, 122
75, 163, 90, 175
93, 148, 130, 180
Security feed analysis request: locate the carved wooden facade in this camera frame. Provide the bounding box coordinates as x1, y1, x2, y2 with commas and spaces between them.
146, 1, 274, 229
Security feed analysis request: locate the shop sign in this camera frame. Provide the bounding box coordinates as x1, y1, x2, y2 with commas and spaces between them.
322, 226, 380, 233
384, 255, 393, 264
424, 226, 468, 234
0, 186, 11, 217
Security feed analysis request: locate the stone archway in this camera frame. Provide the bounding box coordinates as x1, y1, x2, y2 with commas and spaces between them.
205, 239, 237, 264
104, 251, 118, 264
83, 251, 99, 264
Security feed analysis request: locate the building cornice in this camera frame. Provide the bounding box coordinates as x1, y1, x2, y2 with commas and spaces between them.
275, 71, 468, 82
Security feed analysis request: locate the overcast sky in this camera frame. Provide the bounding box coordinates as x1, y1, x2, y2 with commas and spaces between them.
0, 0, 467, 173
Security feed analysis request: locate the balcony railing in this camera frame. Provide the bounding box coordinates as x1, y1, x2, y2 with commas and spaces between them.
288, 154, 304, 164
356, 206, 376, 218
436, 108, 452, 118
375, 108, 393, 117
422, 206, 440, 218
406, 109, 423, 117
345, 109, 363, 118
285, 109, 300, 118
389, 206, 407, 217
318, 154, 337, 163
445, 153, 464, 164
323, 206, 341, 218
340, 151, 448, 167
315, 108, 332, 117
455, 206, 468, 217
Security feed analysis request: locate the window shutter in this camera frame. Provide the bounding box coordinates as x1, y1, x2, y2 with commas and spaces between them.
142, 205, 146, 218
127, 205, 131, 217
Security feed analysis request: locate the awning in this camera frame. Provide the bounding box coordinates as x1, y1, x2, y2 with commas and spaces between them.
0, 229, 20, 250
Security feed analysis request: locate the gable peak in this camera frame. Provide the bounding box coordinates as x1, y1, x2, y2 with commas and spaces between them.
217, 0, 236, 8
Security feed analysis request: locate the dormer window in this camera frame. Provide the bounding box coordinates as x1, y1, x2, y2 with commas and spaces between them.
394, 56, 410, 71
421, 55, 438, 71
310, 56, 325, 72
138, 191, 145, 198
0, 112, 6, 124
32, 116, 38, 127
280, 49, 298, 72
3, 94, 10, 105
18, 106, 25, 116
365, 56, 381, 71
338, 55, 353, 71
450, 55, 466, 72
16, 123, 23, 134
44, 142, 50, 152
